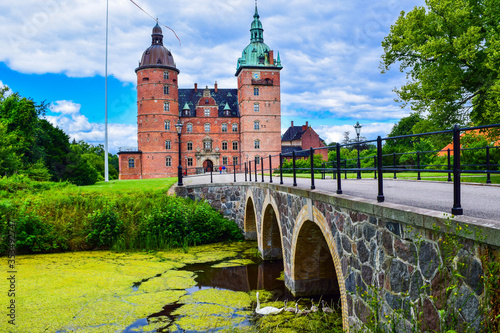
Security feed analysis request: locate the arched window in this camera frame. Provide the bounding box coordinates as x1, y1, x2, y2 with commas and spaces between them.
254, 121, 260, 130
222, 141, 228, 150
254, 140, 260, 149
232, 141, 238, 150
232, 123, 238, 132
164, 120, 170, 130
163, 71, 169, 80
165, 140, 171, 150
221, 123, 228, 132
128, 158, 135, 168
164, 102, 169, 112
204, 123, 210, 132
165, 156, 172, 167
186, 123, 193, 133
163, 85, 169, 95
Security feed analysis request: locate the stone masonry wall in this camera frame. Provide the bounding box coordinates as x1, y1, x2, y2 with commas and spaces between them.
175, 182, 500, 332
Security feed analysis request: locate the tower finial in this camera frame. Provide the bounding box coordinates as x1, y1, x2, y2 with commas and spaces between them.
254, 0, 259, 18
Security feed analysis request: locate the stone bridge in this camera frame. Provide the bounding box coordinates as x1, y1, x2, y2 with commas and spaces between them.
175, 182, 500, 331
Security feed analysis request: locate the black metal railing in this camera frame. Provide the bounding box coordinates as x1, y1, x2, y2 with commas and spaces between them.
178, 123, 500, 216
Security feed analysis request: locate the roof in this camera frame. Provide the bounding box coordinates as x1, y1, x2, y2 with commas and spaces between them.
136, 24, 178, 73
282, 126, 306, 142
178, 88, 239, 117
281, 146, 309, 157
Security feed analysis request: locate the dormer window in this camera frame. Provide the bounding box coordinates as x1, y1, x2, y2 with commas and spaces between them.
205, 99, 209, 104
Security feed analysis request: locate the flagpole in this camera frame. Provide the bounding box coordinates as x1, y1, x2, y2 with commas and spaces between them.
104, 0, 109, 182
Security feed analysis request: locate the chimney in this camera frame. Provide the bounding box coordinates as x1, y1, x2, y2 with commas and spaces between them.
291, 121, 294, 127
214, 81, 218, 93
302, 122, 309, 131
269, 51, 274, 65
194, 83, 198, 92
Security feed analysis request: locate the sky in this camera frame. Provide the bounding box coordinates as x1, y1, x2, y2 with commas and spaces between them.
0, 0, 425, 154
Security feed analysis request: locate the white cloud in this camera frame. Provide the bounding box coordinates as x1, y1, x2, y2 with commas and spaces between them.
45, 100, 136, 153
314, 122, 396, 145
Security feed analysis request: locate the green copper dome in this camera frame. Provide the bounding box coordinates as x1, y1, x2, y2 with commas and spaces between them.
236, 4, 282, 74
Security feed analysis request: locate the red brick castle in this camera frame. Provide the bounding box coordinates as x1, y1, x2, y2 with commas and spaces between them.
118, 5, 282, 179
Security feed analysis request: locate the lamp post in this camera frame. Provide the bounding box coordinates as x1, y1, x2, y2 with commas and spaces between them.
354, 121, 362, 179
175, 119, 183, 186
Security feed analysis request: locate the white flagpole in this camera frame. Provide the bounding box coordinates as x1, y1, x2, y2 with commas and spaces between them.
104, 0, 109, 182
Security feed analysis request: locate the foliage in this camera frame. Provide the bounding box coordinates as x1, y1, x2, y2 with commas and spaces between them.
0, 122, 22, 176
13, 213, 61, 253
381, 0, 500, 128
282, 154, 325, 173
86, 207, 124, 247
385, 113, 424, 150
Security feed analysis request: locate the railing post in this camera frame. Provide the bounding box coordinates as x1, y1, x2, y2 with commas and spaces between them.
417, 151, 421, 180
336, 143, 342, 194
255, 159, 258, 181
486, 146, 492, 184
292, 151, 297, 187
322, 162, 325, 180
377, 136, 384, 202
310, 147, 316, 190
447, 148, 452, 182
249, 161, 252, 181
357, 141, 361, 179
332, 161, 336, 180
393, 152, 397, 179
452, 125, 463, 215
233, 161, 236, 182
344, 160, 347, 179
279, 153, 283, 185
374, 156, 377, 179
261, 157, 264, 182
269, 155, 273, 183
244, 162, 248, 181
210, 166, 213, 183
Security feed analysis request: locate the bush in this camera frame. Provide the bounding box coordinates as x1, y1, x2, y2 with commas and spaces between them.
14, 214, 59, 253
86, 208, 124, 247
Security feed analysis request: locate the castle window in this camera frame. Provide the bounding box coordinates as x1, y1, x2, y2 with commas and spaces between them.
187, 157, 193, 167
163, 71, 169, 80
205, 99, 209, 104
232, 123, 238, 132
254, 103, 259, 112
204, 123, 210, 132
204, 109, 210, 117
187, 123, 193, 133
255, 156, 260, 164
128, 158, 135, 168
166, 157, 172, 167
204, 141, 212, 150
187, 142, 193, 151
254, 121, 260, 130
232, 141, 238, 150
254, 87, 259, 96
222, 157, 228, 165
233, 156, 238, 166
221, 123, 228, 132
164, 120, 170, 130
165, 140, 171, 150
164, 85, 169, 95
254, 140, 260, 149
164, 102, 169, 112
222, 141, 228, 150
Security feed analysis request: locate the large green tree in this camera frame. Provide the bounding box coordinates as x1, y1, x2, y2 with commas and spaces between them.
381, 0, 500, 128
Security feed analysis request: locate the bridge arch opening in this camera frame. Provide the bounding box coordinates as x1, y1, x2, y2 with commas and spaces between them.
244, 196, 257, 240
261, 204, 283, 260
293, 220, 339, 296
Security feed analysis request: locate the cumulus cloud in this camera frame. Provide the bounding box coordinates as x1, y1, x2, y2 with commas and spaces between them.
45, 100, 136, 153
314, 122, 396, 145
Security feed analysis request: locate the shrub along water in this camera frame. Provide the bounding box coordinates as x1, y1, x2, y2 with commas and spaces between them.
0, 176, 243, 254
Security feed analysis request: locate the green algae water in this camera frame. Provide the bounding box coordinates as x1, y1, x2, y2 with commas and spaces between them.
0, 241, 341, 332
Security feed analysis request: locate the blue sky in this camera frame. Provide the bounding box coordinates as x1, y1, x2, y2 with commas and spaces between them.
0, 0, 424, 153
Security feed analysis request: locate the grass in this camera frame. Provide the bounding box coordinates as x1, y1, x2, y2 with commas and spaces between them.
273, 172, 500, 184
79, 177, 178, 193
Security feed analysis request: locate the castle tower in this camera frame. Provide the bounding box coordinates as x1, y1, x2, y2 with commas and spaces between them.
135, 23, 180, 178
236, 4, 282, 168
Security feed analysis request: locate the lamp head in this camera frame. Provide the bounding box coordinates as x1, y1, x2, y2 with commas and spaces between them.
175, 119, 183, 134
354, 121, 362, 136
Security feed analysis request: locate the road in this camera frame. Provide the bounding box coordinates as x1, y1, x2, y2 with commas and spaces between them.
182, 173, 500, 221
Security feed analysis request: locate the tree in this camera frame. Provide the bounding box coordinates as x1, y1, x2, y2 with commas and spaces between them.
381, 0, 500, 128
0, 122, 22, 176
385, 113, 424, 150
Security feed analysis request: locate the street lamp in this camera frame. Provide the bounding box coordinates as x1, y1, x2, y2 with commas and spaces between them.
175, 119, 183, 186
354, 121, 362, 179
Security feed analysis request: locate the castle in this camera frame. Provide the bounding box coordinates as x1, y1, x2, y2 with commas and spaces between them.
118, 5, 282, 179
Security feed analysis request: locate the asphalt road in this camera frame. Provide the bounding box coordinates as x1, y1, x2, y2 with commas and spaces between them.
182, 173, 500, 221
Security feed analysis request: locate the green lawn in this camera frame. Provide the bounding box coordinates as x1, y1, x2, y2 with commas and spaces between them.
272, 172, 500, 184
79, 177, 178, 193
